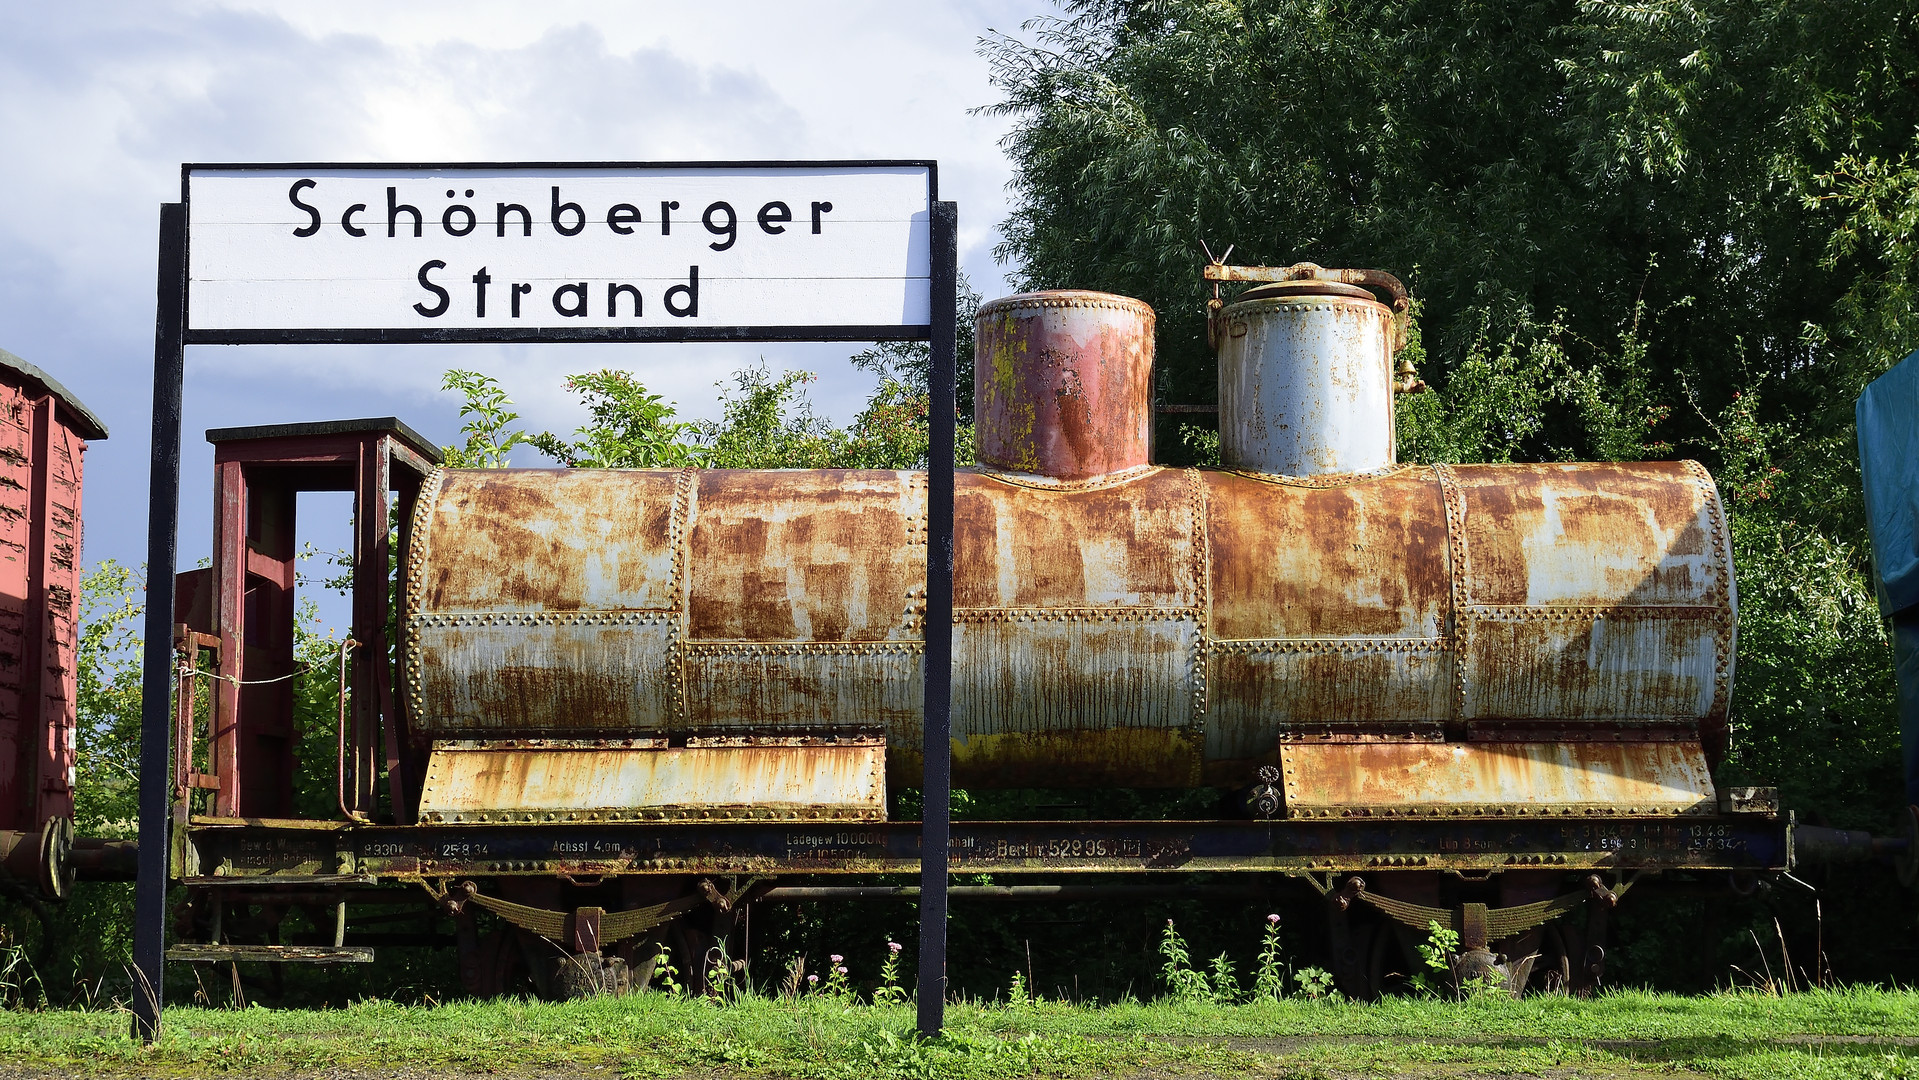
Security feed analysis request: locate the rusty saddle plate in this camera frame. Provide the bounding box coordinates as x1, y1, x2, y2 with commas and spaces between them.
415, 737, 886, 824
1279, 741, 1717, 819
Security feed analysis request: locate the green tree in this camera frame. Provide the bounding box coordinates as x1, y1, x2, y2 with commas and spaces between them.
440, 335, 979, 475
694, 366, 850, 469
74, 561, 144, 835
438, 368, 528, 468
529, 370, 703, 468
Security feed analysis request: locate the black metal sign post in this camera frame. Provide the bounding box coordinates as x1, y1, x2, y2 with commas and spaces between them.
133, 202, 187, 1040
133, 164, 956, 1040
918, 200, 957, 1038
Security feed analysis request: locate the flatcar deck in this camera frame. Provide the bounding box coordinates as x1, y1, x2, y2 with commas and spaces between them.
179, 813, 1792, 882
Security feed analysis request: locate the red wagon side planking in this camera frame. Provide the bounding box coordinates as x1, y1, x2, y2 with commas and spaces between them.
0, 348, 107, 898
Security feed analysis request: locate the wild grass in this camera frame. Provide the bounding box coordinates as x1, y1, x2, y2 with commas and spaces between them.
0, 986, 1913, 1077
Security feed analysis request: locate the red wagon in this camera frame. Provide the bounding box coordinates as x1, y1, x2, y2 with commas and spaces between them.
0, 347, 107, 900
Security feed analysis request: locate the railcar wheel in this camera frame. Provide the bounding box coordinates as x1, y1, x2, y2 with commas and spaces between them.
1495, 928, 1543, 997
1328, 912, 1380, 1000
622, 933, 665, 991
1366, 918, 1397, 997
1896, 805, 1919, 888
1540, 925, 1574, 995
462, 926, 540, 999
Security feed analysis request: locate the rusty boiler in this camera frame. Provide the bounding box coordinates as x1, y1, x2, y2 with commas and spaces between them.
402, 275, 1735, 826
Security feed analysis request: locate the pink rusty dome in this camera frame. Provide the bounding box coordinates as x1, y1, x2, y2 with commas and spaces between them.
973, 290, 1155, 481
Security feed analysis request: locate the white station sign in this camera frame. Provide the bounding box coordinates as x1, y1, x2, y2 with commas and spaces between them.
185, 164, 935, 339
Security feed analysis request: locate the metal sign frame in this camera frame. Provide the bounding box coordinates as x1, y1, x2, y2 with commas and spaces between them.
135, 162, 957, 1038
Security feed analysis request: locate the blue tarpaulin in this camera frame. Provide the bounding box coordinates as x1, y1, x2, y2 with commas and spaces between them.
1857, 348, 1919, 805
1859, 350, 1919, 617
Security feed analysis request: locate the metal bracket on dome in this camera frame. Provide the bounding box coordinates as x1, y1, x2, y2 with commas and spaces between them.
1202, 261, 1409, 313
1201, 259, 1412, 352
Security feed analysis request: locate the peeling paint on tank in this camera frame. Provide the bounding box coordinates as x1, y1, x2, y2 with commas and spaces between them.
421, 469, 679, 612
1207, 468, 1450, 640
1216, 286, 1396, 477
1452, 463, 1722, 608
411, 617, 678, 735
689, 470, 925, 642
953, 611, 1200, 741
685, 642, 923, 732
954, 469, 1199, 610
1459, 609, 1717, 721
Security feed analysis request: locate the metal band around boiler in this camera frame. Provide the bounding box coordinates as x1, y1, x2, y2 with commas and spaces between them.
975, 292, 1155, 317
1683, 458, 1737, 744
1211, 637, 1450, 655
1185, 467, 1211, 724
667, 467, 695, 725
409, 612, 679, 628
401, 466, 445, 724
1219, 462, 1413, 488
952, 607, 1202, 623
1431, 463, 1472, 724
969, 462, 1162, 492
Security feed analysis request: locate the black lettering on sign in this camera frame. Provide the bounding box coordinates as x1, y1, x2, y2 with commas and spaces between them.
607, 203, 642, 235
551, 187, 585, 236
340, 203, 367, 237
811, 200, 833, 233
758, 201, 791, 234
388, 187, 422, 238
660, 200, 679, 235
511, 282, 532, 317
552, 282, 589, 317
497, 202, 532, 237
703, 202, 736, 250
442, 189, 476, 237
413, 260, 449, 317
471, 267, 492, 318
288, 179, 321, 237
665, 266, 699, 318
607, 282, 642, 318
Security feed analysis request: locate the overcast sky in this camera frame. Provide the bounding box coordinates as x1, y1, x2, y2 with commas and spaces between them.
0, 0, 1041, 627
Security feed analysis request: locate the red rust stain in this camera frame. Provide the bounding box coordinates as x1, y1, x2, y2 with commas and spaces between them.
685, 648, 921, 731
1204, 646, 1450, 783
423, 470, 678, 612
1281, 741, 1712, 810
953, 469, 1196, 609
417, 622, 673, 734
419, 743, 886, 814
1206, 469, 1450, 639
1455, 473, 1539, 606
1463, 614, 1709, 721
1454, 462, 1718, 607
689, 470, 922, 642
951, 615, 1194, 740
